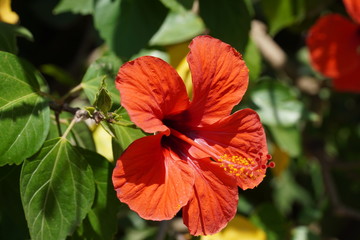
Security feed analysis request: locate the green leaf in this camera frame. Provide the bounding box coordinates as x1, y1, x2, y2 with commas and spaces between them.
160, 0, 190, 11
244, 39, 262, 82
81, 53, 122, 107
74, 148, 119, 240
0, 22, 33, 54
272, 170, 312, 215
110, 123, 146, 160
199, 0, 251, 52
269, 125, 301, 157
0, 51, 50, 166
53, 0, 94, 15
251, 79, 303, 156
131, 48, 169, 61
149, 10, 205, 46
20, 138, 95, 240
94, 0, 168, 59
251, 79, 303, 127
93, 79, 113, 114
261, 0, 305, 35
250, 203, 288, 240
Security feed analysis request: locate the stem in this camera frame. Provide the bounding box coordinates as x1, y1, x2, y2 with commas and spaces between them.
38, 91, 57, 102
55, 112, 62, 136
156, 221, 170, 240
61, 117, 77, 140
59, 84, 83, 103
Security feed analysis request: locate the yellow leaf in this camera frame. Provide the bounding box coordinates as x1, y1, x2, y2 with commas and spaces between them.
166, 41, 193, 98
92, 124, 113, 162
201, 215, 266, 240
166, 41, 190, 68
0, 0, 19, 24
271, 144, 290, 177
176, 56, 193, 99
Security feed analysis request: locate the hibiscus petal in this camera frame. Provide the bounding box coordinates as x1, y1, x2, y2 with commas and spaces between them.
116, 56, 190, 134
333, 67, 360, 92
112, 134, 195, 220
186, 35, 249, 126
344, 0, 360, 24
307, 14, 360, 79
182, 158, 238, 236
187, 109, 268, 190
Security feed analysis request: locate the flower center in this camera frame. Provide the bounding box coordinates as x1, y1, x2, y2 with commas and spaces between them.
168, 127, 275, 179
218, 153, 275, 179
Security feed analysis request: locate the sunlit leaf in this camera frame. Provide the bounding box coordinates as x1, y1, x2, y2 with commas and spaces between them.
0, 22, 33, 54
160, 0, 193, 11
53, 0, 94, 15
0, 51, 50, 166
291, 226, 321, 240
20, 138, 95, 240
199, 0, 251, 52
92, 124, 114, 161
251, 79, 303, 157
261, 0, 305, 35
149, 10, 205, 46
81, 53, 122, 107
131, 48, 169, 62
251, 79, 303, 127
94, 0, 168, 59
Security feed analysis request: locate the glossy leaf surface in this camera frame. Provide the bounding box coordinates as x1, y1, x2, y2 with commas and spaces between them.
20, 138, 95, 240
0, 51, 50, 166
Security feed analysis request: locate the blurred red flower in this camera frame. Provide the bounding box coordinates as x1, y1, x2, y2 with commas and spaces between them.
307, 0, 360, 92
112, 35, 273, 235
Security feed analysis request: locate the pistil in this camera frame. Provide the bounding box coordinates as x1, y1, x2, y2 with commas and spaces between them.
168, 127, 275, 180
169, 127, 219, 160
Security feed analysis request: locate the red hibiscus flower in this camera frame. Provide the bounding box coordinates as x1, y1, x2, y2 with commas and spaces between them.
307, 0, 360, 92
112, 35, 274, 235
